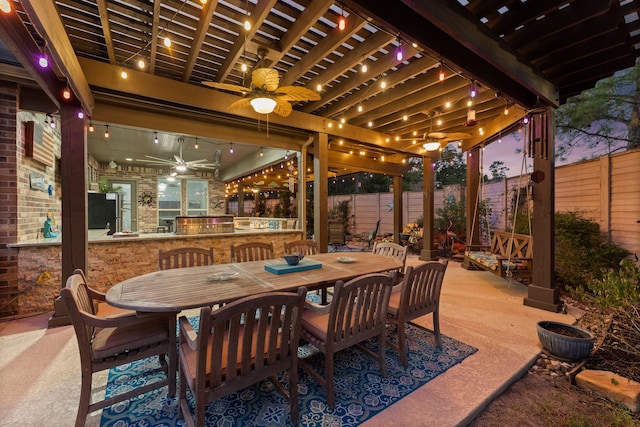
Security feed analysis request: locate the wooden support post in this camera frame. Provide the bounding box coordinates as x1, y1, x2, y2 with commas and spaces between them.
49, 102, 88, 327
393, 175, 403, 244
462, 147, 481, 270
314, 133, 329, 252
420, 154, 438, 261
524, 108, 561, 312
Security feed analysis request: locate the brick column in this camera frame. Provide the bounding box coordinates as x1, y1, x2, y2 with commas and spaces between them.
0, 81, 19, 317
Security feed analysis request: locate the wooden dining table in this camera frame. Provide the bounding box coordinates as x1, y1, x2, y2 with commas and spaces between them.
106, 252, 403, 312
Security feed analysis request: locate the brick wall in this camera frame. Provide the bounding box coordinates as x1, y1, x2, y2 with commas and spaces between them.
16, 111, 62, 242
0, 81, 19, 316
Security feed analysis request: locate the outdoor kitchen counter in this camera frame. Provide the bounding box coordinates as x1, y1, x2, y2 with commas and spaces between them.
9, 229, 303, 315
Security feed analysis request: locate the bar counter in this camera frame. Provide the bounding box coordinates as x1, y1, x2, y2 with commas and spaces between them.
9, 228, 303, 315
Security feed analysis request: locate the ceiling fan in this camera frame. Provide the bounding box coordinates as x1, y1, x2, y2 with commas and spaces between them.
137, 138, 221, 171
202, 48, 320, 117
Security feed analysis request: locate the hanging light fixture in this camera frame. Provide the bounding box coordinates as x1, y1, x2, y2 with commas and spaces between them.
259, 147, 264, 157
154, 131, 158, 144
229, 143, 234, 154
250, 97, 276, 114
423, 141, 441, 151
104, 125, 110, 138
465, 108, 477, 126
88, 120, 94, 132
469, 80, 477, 98
38, 52, 48, 68
194, 137, 199, 149
77, 110, 84, 119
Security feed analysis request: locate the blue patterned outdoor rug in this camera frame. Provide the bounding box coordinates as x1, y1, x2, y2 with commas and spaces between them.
100, 320, 476, 427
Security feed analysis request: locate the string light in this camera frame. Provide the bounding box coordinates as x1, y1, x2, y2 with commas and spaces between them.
104, 125, 110, 138
0, 0, 11, 13
62, 85, 71, 100
338, 4, 346, 31
194, 137, 199, 149
504, 100, 510, 115
154, 131, 158, 143
77, 110, 84, 119
88, 120, 94, 132
38, 52, 48, 68
360, 62, 367, 73
164, 36, 171, 47
121, 69, 128, 79
137, 58, 145, 69
395, 40, 404, 62
229, 143, 234, 154
438, 62, 445, 81
259, 147, 264, 157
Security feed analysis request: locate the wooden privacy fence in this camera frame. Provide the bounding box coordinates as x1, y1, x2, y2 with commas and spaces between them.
327, 149, 639, 257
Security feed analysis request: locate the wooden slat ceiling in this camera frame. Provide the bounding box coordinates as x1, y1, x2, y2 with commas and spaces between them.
4, 0, 640, 173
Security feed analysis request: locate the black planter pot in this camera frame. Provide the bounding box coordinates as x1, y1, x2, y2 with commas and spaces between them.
536, 321, 595, 361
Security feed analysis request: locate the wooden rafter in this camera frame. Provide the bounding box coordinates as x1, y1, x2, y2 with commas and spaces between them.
182, 0, 219, 82
96, 0, 116, 65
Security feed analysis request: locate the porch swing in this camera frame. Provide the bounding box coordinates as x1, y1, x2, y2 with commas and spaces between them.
463, 129, 534, 285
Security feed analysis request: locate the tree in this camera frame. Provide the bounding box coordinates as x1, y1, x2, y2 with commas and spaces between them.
402, 157, 424, 191
555, 58, 640, 161
433, 145, 466, 188
488, 160, 508, 181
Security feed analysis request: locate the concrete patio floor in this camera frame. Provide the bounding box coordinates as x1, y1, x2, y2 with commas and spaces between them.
0, 259, 575, 426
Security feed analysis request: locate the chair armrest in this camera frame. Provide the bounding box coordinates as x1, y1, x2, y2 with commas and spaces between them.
179, 316, 199, 350
86, 287, 107, 302
304, 299, 331, 315
81, 311, 149, 328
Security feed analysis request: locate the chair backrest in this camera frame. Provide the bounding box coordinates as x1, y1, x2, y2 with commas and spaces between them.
327, 272, 395, 349
158, 247, 214, 270
283, 240, 318, 256
230, 242, 275, 262
61, 273, 97, 365
372, 241, 408, 273
399, 260, 448, 321
193, 287, 306, 393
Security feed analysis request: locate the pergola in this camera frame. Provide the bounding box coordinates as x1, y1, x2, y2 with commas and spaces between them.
1, 0, 639, 312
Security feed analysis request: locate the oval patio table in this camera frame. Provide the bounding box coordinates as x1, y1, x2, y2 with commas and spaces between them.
106, 252, 402, 312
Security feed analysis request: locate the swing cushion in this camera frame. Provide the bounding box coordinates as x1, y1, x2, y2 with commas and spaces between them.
466, 251, 528, 271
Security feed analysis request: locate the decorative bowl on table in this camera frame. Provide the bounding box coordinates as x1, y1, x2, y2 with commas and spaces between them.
282, 253, 304, 266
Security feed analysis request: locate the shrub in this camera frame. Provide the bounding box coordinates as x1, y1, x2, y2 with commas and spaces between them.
555, 211, 630, 289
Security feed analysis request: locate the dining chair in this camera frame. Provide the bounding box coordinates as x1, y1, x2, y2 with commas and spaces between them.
372, 241, 408, 282
299, 271, 396, 408
178, 287, 307, 427
71, 268, 135, 318
283, 239, 318, 256
387, 260, 449, 366
61, 271, 177, 427
158, 246, 214, 270
230, 241, 275, 262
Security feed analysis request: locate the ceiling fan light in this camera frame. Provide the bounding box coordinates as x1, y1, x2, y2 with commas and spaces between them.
250, 97, 276, 114
176, 164, 187, 172
423, 141, 441, 151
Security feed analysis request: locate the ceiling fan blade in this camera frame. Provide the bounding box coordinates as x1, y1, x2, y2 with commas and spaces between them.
275, 86, 321, 102
202, 81, 252, 94
252, 68, 279, 91
140, 155, 174, 163
273, 99, 293, 117
428, 131, 472, 140
228, 98, 252, 111
186, 159, 210, 164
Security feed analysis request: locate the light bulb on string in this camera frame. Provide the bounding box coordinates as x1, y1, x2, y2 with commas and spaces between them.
62, 85, 71, 100
77, 110, 84, 119
104, 125, 110, 138
38, 53, 48, 68
194, 137, 199, 149
0, 0, 12, 13
88, 120, 94, 132
164, 36, 171, 47
154, 132, 158, 144
137, 58, 145, 69
229, 143, 234, 154
438, 62, 445, 81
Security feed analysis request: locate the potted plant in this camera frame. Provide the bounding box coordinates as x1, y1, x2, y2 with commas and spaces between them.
537, 321, 594, 361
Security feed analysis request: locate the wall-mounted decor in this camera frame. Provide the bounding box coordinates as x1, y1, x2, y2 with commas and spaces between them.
23, 121, 55, 167
138, 191, 154, 207
29, 173, 46, 191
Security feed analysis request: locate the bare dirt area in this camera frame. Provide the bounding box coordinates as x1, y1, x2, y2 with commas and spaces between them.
471, 298, 640, 427
470, 368, 640, 427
